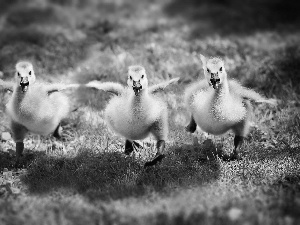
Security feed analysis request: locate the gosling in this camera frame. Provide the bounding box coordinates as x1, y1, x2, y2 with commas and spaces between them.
5, 61, 80, 163
86, 65, 179, 167
184, 54, 276, 160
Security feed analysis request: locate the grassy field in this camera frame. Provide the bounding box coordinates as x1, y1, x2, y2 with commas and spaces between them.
0, 0, 300, 224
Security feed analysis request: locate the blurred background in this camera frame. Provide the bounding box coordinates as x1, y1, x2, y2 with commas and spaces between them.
0, 0, 299, 85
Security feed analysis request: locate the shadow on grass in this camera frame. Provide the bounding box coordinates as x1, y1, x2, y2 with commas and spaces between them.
23, 144, 220, 200
164, 0, 300, 38
0, 150, 45, 171
271, 174, 300, 219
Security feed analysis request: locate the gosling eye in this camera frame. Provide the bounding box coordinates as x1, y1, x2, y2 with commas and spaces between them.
129, 76, 132, 80
17, 72, 20, 77
29, 71, 31, 76
207, 68, 210, 73
141, 75, 144, 79
219, 67, 222, 72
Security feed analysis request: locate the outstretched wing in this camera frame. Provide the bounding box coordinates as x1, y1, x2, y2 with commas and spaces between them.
0, 79, 14, 92
148, 77, 180, 94
229, 80, 277, 105
184, 80, 209, 106
46, 83, 81, 95
85, 80, 124, 96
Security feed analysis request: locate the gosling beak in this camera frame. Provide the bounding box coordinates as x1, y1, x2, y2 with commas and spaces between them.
210, 78, 220, 89
20, 77, 29, 92
133, 81, 142, 96
210, 73, 220, 89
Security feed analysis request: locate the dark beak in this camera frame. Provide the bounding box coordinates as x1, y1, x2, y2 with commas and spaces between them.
210, 72, 220, 89
20, 77, 29, 92
133, 81, 142, 96
210, 78, 220, 89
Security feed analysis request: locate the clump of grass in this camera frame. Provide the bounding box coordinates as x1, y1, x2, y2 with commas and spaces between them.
22, 141, 220, 200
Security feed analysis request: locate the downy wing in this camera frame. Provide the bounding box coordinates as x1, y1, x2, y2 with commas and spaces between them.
85, 81, 124, 95
148, 77, 180, 94
46, 83, 81, 95
229, 80, 277, 105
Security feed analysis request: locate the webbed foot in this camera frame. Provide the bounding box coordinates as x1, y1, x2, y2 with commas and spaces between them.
125, 140, 134, 155
144, 153, 165, 168
229, 151, 241, 160
14, 142, 24, 168
221, 135, 244, 161
124, 140, 142, 155
221, 151, 241, 161
144, 140, 166, 168
53, 124, 63, 139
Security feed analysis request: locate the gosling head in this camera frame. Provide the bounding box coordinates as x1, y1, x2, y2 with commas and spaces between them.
200, 54, 226, 89
15, 61, 36, 92
127, 65, 148, 96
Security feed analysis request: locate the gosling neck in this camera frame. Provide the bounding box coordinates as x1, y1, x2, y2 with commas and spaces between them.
14, 84, 30, 99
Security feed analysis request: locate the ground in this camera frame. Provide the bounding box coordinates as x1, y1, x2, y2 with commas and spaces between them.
0, 0, 300, 224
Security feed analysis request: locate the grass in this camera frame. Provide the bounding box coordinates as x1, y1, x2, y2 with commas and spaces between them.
0, 0, 300, 224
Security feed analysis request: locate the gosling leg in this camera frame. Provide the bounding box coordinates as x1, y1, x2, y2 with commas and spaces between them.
10, 120, 27, 167
124, 140, 143, 155
144, 140, 165, 168
53, 123, 63, 139
185, 115, 197, 133
145, 114, 168, 168
16, 142, 24, 161
226, 100, 252, 161
230, 135, 244, 160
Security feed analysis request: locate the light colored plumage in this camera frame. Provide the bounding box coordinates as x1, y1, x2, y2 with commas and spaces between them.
7, 83, 70, 135
185, 54, 276, 160
85, 65, 179, 167
5, 61, 80, 163
105, 87, 168, 141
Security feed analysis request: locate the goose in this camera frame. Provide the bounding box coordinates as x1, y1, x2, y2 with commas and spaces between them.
4, 61, 80, 163
86, 65, 179, 167
184, 54, 276, 160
